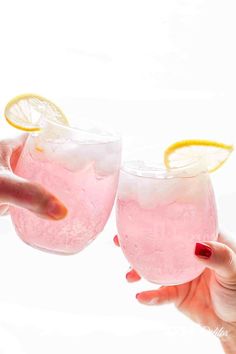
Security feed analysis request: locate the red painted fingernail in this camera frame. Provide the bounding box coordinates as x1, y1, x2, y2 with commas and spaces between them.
113, 235, 119, 246
195, 242, 212, 259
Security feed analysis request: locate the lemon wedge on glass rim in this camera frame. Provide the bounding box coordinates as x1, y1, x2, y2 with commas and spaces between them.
4, 93, 69, 132
164, 139, 234, 173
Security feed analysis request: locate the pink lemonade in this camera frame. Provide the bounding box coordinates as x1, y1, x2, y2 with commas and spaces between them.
116, 161, 218, 285
10, 121, 121, 254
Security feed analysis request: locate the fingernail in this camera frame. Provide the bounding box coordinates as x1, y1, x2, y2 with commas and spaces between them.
46, 199, 68, 220
136, 293, 159, 305
195, 242, 212, 259
113, 235, 119, 246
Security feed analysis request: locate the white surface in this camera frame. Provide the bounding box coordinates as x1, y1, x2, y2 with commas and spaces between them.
1, 0, 236, 353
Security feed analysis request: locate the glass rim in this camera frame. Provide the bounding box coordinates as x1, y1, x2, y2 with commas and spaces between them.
121, 157, 208, 179
37, 117, 122, 145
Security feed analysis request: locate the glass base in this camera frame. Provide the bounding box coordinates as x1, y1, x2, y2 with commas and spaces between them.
144, 267, 206, 286
13, 226, 101, 256
20, 238, 78, 255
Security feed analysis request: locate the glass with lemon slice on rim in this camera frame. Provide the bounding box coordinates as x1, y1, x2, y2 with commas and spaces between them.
5, 94, 122, 254
116, 141, 233, 285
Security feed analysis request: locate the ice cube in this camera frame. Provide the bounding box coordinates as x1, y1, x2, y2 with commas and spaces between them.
118, 172, 137, 201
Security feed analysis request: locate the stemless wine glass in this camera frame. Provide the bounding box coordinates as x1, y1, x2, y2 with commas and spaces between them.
116, 152, 218, 285
10, 118, 121, 254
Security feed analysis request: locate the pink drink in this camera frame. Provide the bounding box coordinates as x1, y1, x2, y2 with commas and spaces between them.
10, 121, 121, 254
116, 161, 218, 284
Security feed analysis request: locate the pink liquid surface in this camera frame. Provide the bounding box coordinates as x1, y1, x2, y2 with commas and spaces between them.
10, 134, 121, 254
116, 169, 218, 284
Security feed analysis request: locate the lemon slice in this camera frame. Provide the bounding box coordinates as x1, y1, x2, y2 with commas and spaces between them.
4, 93, 68, 132
164, 139, 234, 173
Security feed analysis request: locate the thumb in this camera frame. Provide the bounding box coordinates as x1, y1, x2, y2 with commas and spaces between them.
195, 241, 236, 288
0, 170, 67, 220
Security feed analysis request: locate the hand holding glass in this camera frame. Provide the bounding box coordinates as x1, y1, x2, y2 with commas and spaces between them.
10, 119, 121, 254
116, 157, 218, 285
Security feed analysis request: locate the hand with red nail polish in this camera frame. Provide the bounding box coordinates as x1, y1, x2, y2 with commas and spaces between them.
114, 233, 236, 353
0, 135, 67, 220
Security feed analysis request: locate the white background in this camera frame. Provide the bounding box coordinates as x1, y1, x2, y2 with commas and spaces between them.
0, 0, 236, 353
